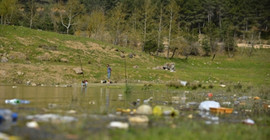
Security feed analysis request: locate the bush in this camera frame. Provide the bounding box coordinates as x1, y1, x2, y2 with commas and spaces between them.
234, 82, 242, 89
259, 86, 270, 99
208, 84, 214, 89
166, 82, 182, 89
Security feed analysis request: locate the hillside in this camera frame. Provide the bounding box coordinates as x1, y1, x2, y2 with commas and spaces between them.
0, 25, 270, 86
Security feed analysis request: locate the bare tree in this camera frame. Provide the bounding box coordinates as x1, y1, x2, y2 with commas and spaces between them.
28, 0, 36, 28
57, 0, 85, 34
166, 0, 179, 59
156, 4, 163, 56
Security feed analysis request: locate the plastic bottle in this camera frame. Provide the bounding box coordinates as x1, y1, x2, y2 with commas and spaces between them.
5, 99, 30, 105
0, 109, 18, 124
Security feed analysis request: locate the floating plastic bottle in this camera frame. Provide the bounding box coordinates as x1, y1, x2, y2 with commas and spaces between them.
5, 99, 30, 105
0, 109, 18, 124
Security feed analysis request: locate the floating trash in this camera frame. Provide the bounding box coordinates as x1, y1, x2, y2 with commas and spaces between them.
238, 96, 249, 100
0, 109, 18, 123
131, 99, 140, 106
67, 110, 76, 114
128, 115, 149, 125
186, 102, 199, 109
143, 97, 153, 104
136, 105, 152, 115
199, 101, 220, 111
253, 96, 260, 100
180, 81, 188, 86
210, 107, 233, 114
263, 103, 270, 109
26, 114, 77, 123
5, 99, 30, 105
220, 84, 226, 88
222, 102, 231, 105
187, 114, 193, 119
245, 109, 252, 113
116, 108, 136, 114
153, 106, 179, 117
108, 121, 129, 129
89, 101, 96, 105
171, 96, 180, 104
199, 111, 219, 124
208, 93, 213, 98
205, 120, 219, 125
243, 119, 255, 125
48, 103, 57, 109
0, 109, 18, 131
26, 121, 39, 128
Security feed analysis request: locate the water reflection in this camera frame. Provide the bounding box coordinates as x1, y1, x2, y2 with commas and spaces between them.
105, 88, 110, 113
0, 86, 169, 114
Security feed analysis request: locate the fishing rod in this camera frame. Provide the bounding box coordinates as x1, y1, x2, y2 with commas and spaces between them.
79, 54, 85, 80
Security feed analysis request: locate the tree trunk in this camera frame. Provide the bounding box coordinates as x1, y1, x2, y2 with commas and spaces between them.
170, 48, 178, 59
143, 11, 147, 51
0, 15, 3, 24
245, 20, 248, 32
211, 53, 216, 61
219, 13, 222, 28
156, 8, 163, 56
30, 18, 33, 28
208, 12, 211, 23
3, 15, 6, 25
29, 0, 34, 29
248, 33, 254, 57
198, 23, 201, 34
167, 9, 172, 59
66, 28, 69, 34
185, 55, 189, 60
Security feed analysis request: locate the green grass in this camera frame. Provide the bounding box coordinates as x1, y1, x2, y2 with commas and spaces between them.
105, 122, 269, 140
0, 25, 269, 86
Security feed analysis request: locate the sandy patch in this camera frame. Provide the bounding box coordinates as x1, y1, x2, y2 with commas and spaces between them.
16, 36, 32, 46
0, 37, 9, 44
47, 39, 57, 44
65, 41, 87, 50
86, 42, 107, 52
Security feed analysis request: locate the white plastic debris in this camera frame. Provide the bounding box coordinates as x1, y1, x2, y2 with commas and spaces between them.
0, 132, 9, 140
136, 105, 152, 115
109, 121, 129, 129
26, 121, 39, 128
129, 115, 149, 124
199, 101, 220, 111
220, 84, 226, 88
26, 114, 77, 123
222, 102, 231, 105
243, 119, 255, 125
180, 81, 188, 86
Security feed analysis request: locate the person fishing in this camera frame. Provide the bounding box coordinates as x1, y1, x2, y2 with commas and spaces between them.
107, 64, 112, 83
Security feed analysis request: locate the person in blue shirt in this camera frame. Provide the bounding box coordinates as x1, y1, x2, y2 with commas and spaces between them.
107, 64, 112, 83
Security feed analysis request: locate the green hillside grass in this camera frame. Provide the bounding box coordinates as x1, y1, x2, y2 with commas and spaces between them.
0, 25, 269, 86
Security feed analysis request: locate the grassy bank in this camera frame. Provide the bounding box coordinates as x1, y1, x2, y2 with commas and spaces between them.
0, 25, 269, 86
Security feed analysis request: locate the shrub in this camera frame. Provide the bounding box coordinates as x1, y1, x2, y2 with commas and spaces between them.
208, 84, 214, 89
234, 82, 242, 89
166, 82, 182, 89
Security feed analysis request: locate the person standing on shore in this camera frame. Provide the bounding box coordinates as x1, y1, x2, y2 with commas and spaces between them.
107, 64, 112, 83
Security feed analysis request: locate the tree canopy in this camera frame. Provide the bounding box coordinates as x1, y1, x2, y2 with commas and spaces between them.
1, 0, 269, 57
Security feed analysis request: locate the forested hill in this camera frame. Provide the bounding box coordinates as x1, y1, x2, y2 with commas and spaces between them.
1, 0, 269, 58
